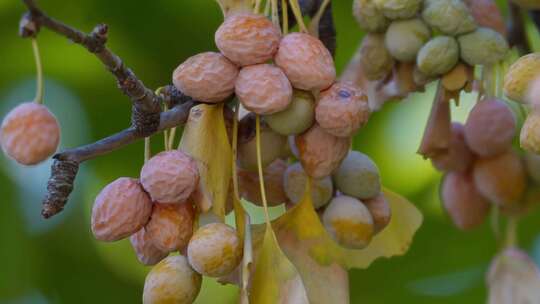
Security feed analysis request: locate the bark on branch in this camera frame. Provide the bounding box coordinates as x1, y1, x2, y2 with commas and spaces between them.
42, 97, 197, 218
20, 0, 161, 135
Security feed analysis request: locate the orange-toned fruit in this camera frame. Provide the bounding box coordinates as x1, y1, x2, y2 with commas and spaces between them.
235, 64, 292, 115
215, 13, 280, 66
130, 228, 168, 266
275, 32, 336, 91
363, 192, 391, 234
315, 82, 370, 137
140, 150, 199, 204
473, 150, 527, 207
237, 158, 288, 206
322, 195, 374, 249
431, 122, 474, 173
464, 99, 516, 157
441, 171, 490, 230
296, 124, 350, 178
521, 111, 540, 154
145, 202, 195, 253
91, 177, 152, 241
0, 102, 60, 165
187, 223, 242, 277
143, 255, 202, 304
504, 53, 540, 103
172, 52, 238, 103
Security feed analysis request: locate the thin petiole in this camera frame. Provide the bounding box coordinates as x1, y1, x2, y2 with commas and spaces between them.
31, 38, 44, 104
255, 115, 271, 226
144, 137, 151, 162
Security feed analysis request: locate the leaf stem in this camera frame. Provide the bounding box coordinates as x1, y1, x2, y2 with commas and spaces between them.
271, 0, 279, 29
31, 38, 44, 104
255, 115, 272, 226
288, 0, 307, 32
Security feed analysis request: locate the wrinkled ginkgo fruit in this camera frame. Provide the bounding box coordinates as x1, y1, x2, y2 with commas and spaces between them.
130, 228, 168, 266
145, 202, 195, 253
0, 102, 60, 165
275, 32, 336, 91
91, 177, 152, 242
172, 52, 239, 103
315, 82, 370, 138
140, 150, 199, 204
215, 13, 281, 66
235, 64, 292, 115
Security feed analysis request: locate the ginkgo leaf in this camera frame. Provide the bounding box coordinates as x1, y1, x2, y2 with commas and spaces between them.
180, 104, 232, 219
248, 183, 422, 303
249, 226, 309, 304
273, 186, 423, 269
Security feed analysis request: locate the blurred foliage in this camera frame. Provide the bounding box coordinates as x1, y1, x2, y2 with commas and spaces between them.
1, 0, 540, 303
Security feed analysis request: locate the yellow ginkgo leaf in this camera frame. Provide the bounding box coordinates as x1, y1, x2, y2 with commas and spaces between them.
249, 226, 309, 304
252, 183, 422, 303
179, 104, 232, 219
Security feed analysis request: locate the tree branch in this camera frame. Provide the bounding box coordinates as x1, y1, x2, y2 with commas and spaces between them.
42, 97, 197, 219
19, 0, 161, 135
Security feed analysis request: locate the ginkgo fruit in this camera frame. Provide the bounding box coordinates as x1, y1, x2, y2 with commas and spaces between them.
187, 223, 242, 277
322, 195, 375, 249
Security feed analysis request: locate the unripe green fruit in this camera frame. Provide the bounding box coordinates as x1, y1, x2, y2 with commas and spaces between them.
359, 33, 395, 80
422, 0, 477, 35
265, 90, 315, 136
283, 162, 333, 209
417, 36, 459, 76
322, 195, 374, 249
353, 0, 390, 32
238, 125, 287, 171
374, 0, 422, 19
333, 151, 381, 200
143, 255, 202, 304
458, 27, 509, 66
385, 19, 431, 62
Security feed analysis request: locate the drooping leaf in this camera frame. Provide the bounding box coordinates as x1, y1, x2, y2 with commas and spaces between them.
249, 226, 309, 304
273, 186, 423, 269
180, 104, 232, 219
248, 184, 422, 303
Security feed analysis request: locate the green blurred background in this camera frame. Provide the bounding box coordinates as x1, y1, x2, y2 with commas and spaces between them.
1, 0, 540, 303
